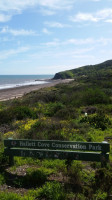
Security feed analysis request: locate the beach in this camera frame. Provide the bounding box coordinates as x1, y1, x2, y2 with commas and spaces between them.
0, 79, 73, 101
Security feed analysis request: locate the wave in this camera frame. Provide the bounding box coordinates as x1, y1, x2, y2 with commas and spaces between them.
0, 80, 49, 90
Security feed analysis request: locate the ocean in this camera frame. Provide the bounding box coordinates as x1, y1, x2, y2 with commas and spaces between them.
0, 75, 54, 90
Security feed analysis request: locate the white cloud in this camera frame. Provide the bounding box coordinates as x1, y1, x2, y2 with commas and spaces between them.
0, 47, 30, 60
37, 0, 75, 10
0, 26, 37, 36
0, 0, 76, 22
70, 13, 98, 22
106, 19, 112, 23
66, 37, 112, 46
66, 38, 95, 45
42, 37, 112, 47
42, 28, 52, 34
40, 8, 56, 15
70, 8, 112, 23
44, 21, 71, 28
30, 46, 93, 60
42, 39, 60, 46
0, 14, 12, 22
0, 0, 75, 13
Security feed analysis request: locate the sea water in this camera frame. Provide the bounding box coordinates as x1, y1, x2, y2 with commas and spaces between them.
0, 75, 54, 90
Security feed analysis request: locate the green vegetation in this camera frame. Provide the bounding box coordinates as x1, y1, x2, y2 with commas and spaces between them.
53, 59, 112, 80
0, 60, 112, 199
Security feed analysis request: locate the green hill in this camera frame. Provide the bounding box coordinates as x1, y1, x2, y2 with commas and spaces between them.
53, 59, 112, 80
0, 59, 112, 199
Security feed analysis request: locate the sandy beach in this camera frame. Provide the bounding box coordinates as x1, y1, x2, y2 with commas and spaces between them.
0, 79, 73, 101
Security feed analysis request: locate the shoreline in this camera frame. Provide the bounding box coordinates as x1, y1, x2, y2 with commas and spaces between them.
0, 79, 73, 102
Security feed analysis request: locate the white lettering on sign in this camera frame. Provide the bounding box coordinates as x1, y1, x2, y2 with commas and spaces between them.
89, 144, 102, 151
36, 152, 43, 157
72, 144, 86, 150
21, 150, 26, 157
52, 143, 62, 148
51, 143, 87, 150
19, 141, 36, 147
54, 152, 60, 158
37, 142, 50, 148
29, 151, 34, 157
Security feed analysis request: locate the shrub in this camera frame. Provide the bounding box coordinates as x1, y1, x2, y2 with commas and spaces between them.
44, 102, 65, 117
55, 106, 78, 119
10, 106, 37, 120
95, 168, 112, 193
80, 112, 111, 130
0, 145, 8, 165
23, 167, 53, 187
0, 192, 34, 200
83, 88, 110, 105
14, 157, 40, 167
0, 106, 37, 124
93, 190, 107, 200
42, 159, 66, 172
66, 161, 83, 193
0, 174, 5, 185
36, 181, 66, 200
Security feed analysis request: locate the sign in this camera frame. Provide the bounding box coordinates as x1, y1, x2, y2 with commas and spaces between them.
4, 139, 110, 152
4, 148, 109, 162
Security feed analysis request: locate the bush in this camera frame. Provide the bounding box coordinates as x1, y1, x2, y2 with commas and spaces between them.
11, 106, 36, 120
0, 106, 37, 124
83, 88, 110, 105
36, 181, 66, 200
95, 168, 112, 193
55, 106, 77, 119
0, 145, 8, 165
45, 102, 65, 117
42, 159, 66, 172
23, 167, 53, 187
66, 161, 83, 193
80, 111, 111, 130
0, 174, 5, 185
0, 192, 34, 200
93, 190, 107, 200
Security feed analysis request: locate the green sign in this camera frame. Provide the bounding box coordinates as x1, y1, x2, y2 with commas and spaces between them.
4, 139, 110, 152
4, 148, 109, 162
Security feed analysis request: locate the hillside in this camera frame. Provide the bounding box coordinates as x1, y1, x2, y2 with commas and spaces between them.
0, 60, 112, 199
53, 59, 112, 80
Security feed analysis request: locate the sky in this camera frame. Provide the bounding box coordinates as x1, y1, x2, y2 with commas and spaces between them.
0, 0, 112, 75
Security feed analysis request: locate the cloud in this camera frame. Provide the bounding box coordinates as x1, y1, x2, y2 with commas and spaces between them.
0, 26, 37, 36
42, 39, 60, 46
44, 21, 71, 28
42, 28, 52, 34
0, 0, 76, 22
70, 13, 98, 22
70, 9, 112, 23
37, 0, 75, 10
42, 37, 112, 47
65, 38, 95, 45
0, 0, 75, 13
66, 37, 112, 46
0, 46, 30, 60
106, 19, 112, 23
40, 8, 56, 15
0, 14, 12, 22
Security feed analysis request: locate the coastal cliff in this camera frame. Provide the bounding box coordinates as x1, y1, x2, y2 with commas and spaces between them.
53, 59, 112, 80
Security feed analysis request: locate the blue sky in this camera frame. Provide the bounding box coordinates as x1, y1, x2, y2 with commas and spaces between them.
0, 0, 112, 74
